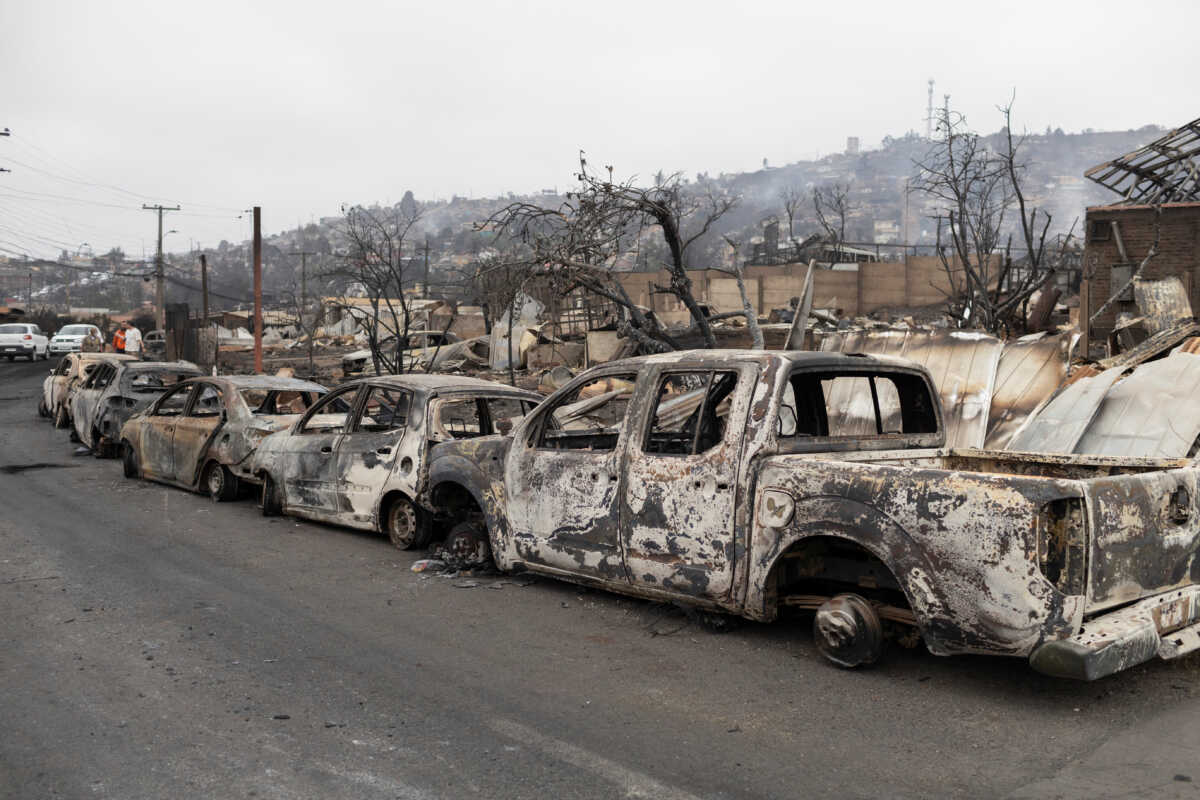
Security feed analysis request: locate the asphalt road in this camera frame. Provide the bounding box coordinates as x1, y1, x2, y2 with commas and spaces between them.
3, 356, 1200, 799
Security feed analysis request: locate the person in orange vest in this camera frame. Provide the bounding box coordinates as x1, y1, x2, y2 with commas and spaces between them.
113, 324, 126, 353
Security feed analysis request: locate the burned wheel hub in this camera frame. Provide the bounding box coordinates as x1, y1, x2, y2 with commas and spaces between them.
386, 498, 420, 550
813, 593, 884, 668
207, 465, 225, 498
442, 521, 491, 568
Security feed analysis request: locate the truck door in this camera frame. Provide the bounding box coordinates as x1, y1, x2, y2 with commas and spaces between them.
621, 366, 752, 601
505, 371, 639, 581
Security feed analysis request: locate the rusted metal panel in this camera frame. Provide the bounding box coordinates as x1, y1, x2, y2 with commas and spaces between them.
1075, 352, 1200, 458
1006, 367, 1125, 454
1133, 276, 1193, 334
984, 331, 1079, 450
820, 328, 1003, 448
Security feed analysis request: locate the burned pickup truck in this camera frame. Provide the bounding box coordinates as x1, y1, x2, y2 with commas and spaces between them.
426, 350, 1200, 680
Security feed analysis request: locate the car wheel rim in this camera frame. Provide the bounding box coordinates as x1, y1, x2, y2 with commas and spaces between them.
388, 500, 417, 548
208, 467, 223, 498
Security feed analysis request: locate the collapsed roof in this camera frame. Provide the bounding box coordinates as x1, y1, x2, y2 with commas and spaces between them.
1086, 117, 1200, 204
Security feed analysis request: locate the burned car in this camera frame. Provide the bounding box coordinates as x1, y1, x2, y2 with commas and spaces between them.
120, 375, 328, 500
70, 361, 202, 456
40, 352, 137, 427
426, 349, 1200, 680
341, 331, 466, 376
250, 375, 540, 549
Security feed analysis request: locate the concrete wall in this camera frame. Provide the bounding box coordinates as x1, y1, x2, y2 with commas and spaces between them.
605, 256, 982, 323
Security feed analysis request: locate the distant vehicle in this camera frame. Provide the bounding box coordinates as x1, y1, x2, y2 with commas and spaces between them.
143, 329, 166, 359
120, 375, 328, 501
250, 375, 540, 549
40, 352, 138, 425
0, 323, 49, 361
70, 361, 202, 457
49, 324, 102, 355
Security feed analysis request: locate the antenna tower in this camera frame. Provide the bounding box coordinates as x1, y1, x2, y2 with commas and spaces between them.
926, 79, 935, 138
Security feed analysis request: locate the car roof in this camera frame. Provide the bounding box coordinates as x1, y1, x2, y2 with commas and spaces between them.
342, 373, 541, 398
179, 375, 328, 393
119, 361, 202, 374
604, 349, 928, 373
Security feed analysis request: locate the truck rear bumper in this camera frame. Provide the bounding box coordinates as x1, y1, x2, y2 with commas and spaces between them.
1030, 586, 1200, 680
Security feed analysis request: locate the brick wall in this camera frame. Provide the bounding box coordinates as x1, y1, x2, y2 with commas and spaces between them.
1081, 202, 1200, 351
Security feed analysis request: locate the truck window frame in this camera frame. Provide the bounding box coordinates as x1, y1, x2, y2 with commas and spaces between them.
776, 366, 942, 452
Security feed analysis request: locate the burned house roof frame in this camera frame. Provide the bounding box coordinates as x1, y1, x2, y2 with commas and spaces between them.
1085, 118, 1200, 205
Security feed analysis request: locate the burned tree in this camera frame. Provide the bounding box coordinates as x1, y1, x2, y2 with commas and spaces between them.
812, 182, 851, 261
482, 154, 738, 351
913, 98, 1072, 334
326, 204, 422, 374
780, 185, 804, 243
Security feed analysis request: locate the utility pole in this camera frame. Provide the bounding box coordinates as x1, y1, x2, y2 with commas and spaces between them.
27, 271, 32, 308
422, 238, 430, 298
252, 206, 263, 373
199, 253, 210, 322
143, 204, 180, 331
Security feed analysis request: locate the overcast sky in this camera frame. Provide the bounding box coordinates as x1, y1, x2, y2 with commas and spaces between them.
2, 0, 1197, 260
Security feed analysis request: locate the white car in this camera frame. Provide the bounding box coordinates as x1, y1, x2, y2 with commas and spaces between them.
49, 324, 103, 355
0, 323, 49, 361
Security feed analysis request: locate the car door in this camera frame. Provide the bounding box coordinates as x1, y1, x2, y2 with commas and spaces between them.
505, 370, 640, 581
73, 363, 114, 445
620, 365, 752, 601
333, 385, 413, 525
171, 382, 226, 487
280, 384, 361, 514
138, 382, 196, 481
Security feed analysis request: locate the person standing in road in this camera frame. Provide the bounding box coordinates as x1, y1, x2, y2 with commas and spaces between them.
122, 321, 143, 360
113, 324, 126, 354
81, 327, 103, 353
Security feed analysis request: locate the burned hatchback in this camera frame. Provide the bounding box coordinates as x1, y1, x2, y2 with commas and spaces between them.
250, 374, 541, 549
71, 360, 202, 457
120, 375, 328, 500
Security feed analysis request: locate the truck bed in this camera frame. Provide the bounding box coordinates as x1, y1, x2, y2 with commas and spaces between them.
823, 447, 1188, 480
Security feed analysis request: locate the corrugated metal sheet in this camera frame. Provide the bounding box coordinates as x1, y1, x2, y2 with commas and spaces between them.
1006, 366, 1125, 454
983, 331, 1078, 450
820, 328, 1003, 448
1097, 319, 1200, 370
1074, 352, 1200, 457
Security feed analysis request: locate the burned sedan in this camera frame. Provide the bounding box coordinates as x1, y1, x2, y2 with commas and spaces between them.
120, 375, 328, 500
40, 352, 137, 426
250, 375, 541, 548
71, 361, 202, 456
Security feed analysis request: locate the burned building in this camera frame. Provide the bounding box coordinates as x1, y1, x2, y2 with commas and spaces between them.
1080, 118, 1200, 355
